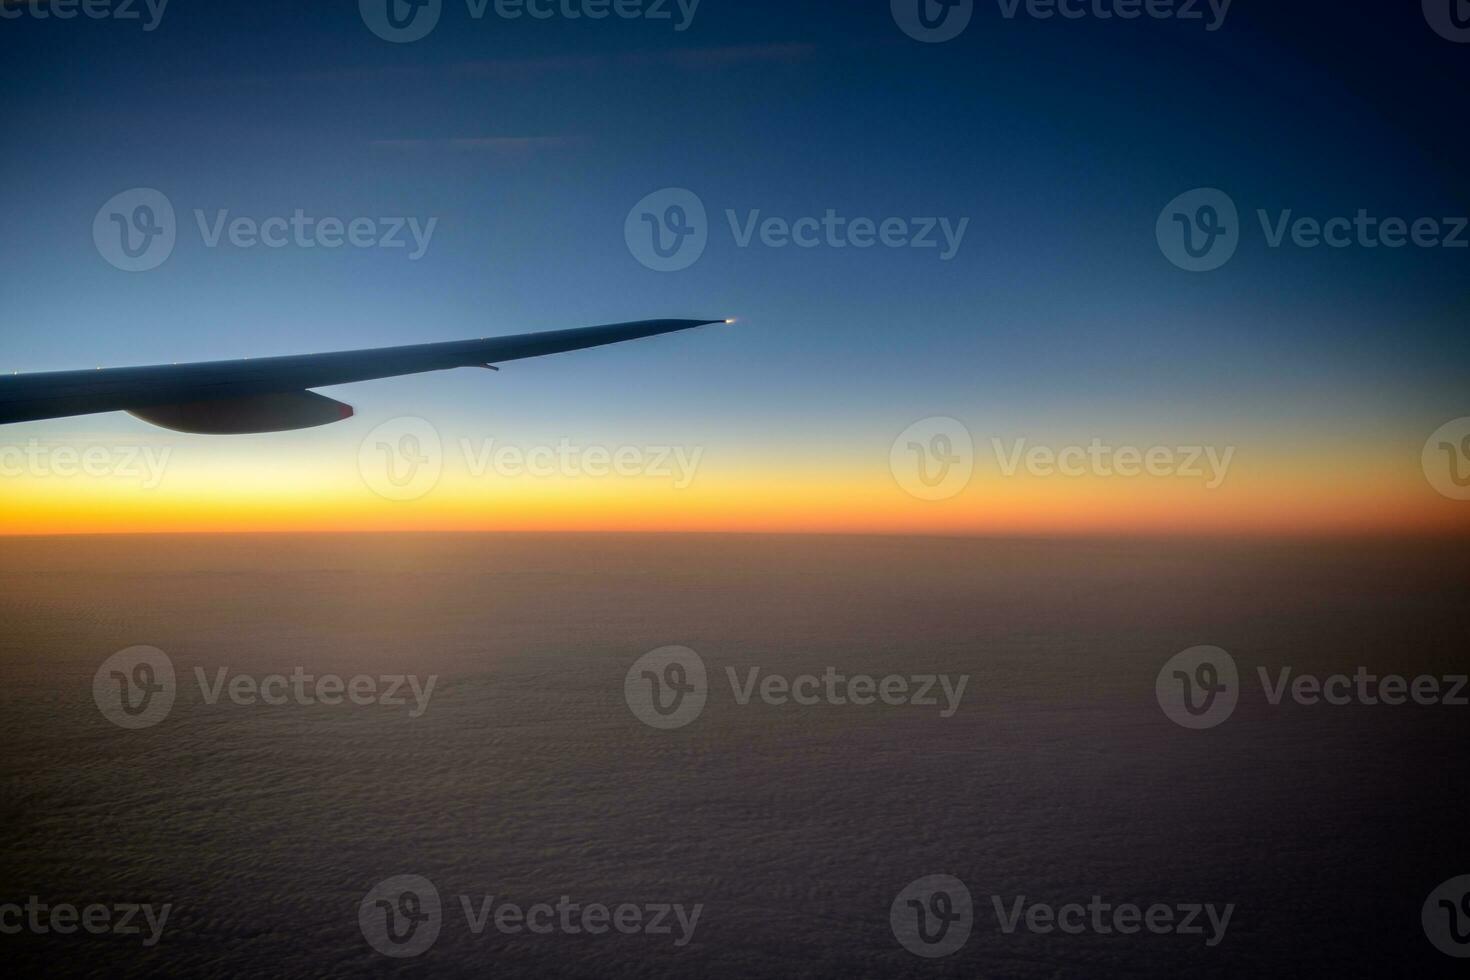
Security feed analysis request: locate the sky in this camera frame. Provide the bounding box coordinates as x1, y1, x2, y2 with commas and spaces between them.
1, 0, 1468, 535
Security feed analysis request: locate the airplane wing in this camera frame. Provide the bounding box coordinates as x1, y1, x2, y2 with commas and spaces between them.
0, 318, 727, 434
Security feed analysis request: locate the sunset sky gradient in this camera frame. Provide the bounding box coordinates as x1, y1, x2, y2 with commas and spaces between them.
2, 1, 1467, 536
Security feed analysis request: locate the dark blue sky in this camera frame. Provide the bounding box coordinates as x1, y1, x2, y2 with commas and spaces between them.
3, 0, 1467, 464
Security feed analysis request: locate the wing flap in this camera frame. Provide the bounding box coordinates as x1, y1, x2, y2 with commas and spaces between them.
128, 390, 354, 435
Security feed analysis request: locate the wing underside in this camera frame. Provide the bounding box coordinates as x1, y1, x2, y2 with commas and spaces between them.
127, 390, 356, 435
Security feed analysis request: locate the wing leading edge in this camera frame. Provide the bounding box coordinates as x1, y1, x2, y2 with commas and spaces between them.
0, 318, 726, 433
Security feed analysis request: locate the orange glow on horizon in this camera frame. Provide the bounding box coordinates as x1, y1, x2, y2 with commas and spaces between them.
2, 444, 1466, 537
